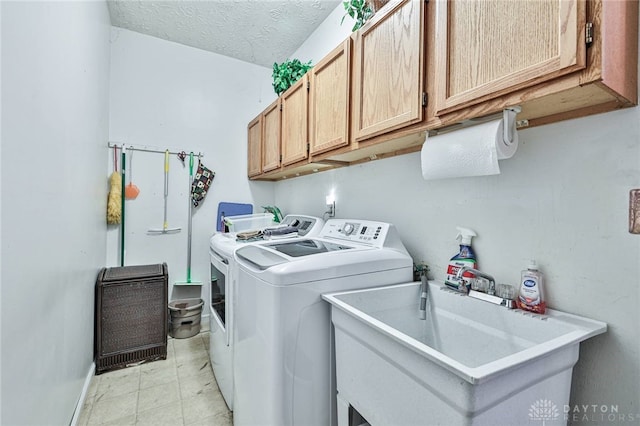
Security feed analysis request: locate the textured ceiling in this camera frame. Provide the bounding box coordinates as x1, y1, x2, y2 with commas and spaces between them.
107, 0, 342, 67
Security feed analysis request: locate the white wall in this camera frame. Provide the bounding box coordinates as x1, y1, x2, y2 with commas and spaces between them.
1, 2, 111, 424
291, 3, 354, 64
277, 3, 640, 419
108, 28, 275, 309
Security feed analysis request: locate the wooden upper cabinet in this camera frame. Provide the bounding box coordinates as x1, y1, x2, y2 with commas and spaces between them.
435, 0, 587, 115
281, 74, 309, 166
247, 114, 262, 177
352, 0, 425, 142
262, 99, 281, 173
309, 39, 351, 156
248, 0, 638, 181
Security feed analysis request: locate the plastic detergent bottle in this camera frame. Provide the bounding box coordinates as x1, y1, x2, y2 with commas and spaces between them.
444, 227, 477, 292
517, 260, 546, 314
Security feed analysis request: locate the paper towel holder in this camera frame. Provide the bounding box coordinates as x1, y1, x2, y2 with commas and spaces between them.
502, 106, 521, 146
427, 106, 522, 140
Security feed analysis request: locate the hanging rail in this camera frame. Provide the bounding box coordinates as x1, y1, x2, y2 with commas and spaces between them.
108, 141, 204, 158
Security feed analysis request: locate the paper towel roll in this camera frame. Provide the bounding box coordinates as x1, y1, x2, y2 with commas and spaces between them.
420, 118, 518, 180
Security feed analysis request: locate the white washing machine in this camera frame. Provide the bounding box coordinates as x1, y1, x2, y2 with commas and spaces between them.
232, 219, 413, 426
208, 214, 324, 410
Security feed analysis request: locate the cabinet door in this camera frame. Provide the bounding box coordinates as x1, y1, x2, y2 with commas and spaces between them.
281, 74, 309, 166
352, 0, 425, 142
262, 99, 281, 173
309, 39, 351, 155
247, 114, 262, 177
435, 0, 586, 115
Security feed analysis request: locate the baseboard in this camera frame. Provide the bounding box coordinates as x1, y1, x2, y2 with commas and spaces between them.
69, 362, 95, 426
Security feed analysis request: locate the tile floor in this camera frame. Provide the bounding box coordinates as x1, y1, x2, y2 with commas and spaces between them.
77, 331, 231, 425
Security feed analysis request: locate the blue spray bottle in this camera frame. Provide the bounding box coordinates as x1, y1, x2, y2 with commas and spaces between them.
444, 227, 477, 292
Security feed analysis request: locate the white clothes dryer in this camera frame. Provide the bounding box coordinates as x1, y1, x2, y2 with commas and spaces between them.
208, 214, 323, 410
232, 219, 413, 426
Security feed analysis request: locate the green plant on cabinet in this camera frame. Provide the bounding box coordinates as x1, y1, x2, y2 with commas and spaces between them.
341, 0, 374, 31
272, 59, 313, 96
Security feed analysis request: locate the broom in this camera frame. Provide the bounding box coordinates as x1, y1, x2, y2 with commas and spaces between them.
175, 152, 201, 285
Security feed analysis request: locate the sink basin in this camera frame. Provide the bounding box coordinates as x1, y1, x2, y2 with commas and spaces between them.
323, 281, 606, 426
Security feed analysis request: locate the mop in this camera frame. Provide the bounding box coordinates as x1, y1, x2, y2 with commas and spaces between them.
175, 152, 201, 285
148, 150, 181, 234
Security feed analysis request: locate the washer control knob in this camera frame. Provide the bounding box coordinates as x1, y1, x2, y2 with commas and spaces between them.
343, 223, 355, 235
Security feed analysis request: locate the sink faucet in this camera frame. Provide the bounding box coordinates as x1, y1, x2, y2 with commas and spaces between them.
455, 266, 496, 296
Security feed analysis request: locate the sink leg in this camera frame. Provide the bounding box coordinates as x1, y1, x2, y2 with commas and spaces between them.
337, 393, 350, 426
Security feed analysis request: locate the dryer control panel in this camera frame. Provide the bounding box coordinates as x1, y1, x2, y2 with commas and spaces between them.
319, 219, 391, 247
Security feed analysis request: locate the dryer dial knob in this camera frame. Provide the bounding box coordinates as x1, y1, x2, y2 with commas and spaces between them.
343, 223, 355, 235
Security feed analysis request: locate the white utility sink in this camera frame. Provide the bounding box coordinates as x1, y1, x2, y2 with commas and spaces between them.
323, 281, 606, 426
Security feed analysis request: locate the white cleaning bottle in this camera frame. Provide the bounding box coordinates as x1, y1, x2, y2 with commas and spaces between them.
517, 260, 546, 314
445, 227, 477, 292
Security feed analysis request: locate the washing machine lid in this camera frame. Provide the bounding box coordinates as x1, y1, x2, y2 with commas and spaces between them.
235, 239, 355, 270
231, 245, 286, 270
235, 241, 412, 285
266, 239, 355, 257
